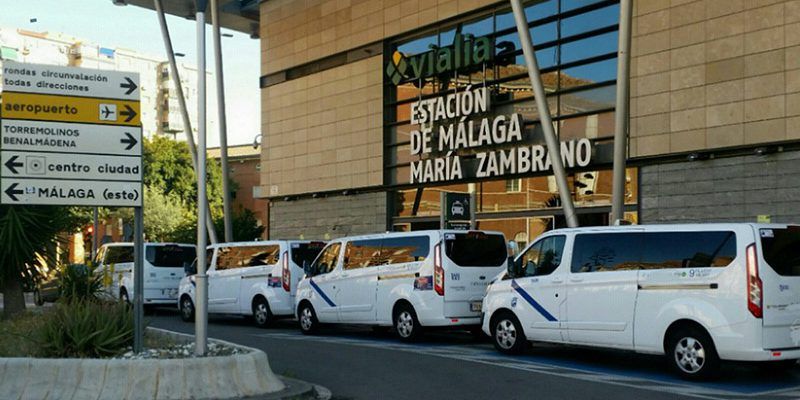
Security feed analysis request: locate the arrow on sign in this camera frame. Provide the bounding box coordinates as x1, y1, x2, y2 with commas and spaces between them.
120, 105, 137, 123
5, 183, 22, 202
120, 77, 138, 95
4, 156, 23, 175
121, 132, 138, 151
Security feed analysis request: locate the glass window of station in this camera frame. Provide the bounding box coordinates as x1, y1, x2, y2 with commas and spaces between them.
383, 0, 636, 245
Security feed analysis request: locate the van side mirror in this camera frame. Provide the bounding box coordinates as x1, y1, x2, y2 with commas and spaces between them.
184, 260, 197, 276
303, 261, 313, 277
507, 257, 522, 278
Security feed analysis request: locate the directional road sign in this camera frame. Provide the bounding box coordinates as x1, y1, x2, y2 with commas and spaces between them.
0, 61, 142, 207
1, 120, 142, 156
1, 61, 140, 100
1, 179, 141, 207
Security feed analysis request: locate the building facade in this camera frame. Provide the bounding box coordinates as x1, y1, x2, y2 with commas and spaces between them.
208, 144, 269, 239
256, 0, 800, 243
0, 27, 217, 141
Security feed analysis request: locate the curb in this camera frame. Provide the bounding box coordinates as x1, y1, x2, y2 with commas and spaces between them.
247, 376, 331, 400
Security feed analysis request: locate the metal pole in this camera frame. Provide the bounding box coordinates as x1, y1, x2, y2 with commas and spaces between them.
611, 0, 633, 225
154, 0, 218, 244
440, 191, 446, 229
133, 207, 144, 353
195, 0, 209, 356
92, 207, 98, 260
510, 0, 578, 228
468, 184, 477, 230
211, 0, 234, 243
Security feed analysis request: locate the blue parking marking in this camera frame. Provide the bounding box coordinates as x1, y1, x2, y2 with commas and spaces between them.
309, 279, 336, 307
511, 279, 557, 322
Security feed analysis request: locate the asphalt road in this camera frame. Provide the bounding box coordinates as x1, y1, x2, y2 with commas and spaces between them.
147, 308, 800, 400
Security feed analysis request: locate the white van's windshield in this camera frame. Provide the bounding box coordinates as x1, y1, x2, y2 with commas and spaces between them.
291, 242, 326, 268
146, 245, 195, 268
760, 227, 800, 276
444, 232, 506, 267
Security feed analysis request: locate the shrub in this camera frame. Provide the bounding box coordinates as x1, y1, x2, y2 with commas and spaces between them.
58, 263, 104, 303
35, 300, 135, 358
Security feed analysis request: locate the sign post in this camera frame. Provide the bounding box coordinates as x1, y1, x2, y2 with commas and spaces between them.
0, 61, 144, 351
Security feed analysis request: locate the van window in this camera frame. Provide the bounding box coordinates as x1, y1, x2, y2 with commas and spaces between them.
105, 246, 134, 264
344, 239, 383, 270
290, 242, 326, 269
382, 236, 429, 264
519, 235, 566, 277
444, 232, 507, 267
760, 227, 800, 276
311, 243, 341, 276
146, 245, 196, 268
215, 245, 280, 270
641, 231, 737, 269
572, 233, 642, 273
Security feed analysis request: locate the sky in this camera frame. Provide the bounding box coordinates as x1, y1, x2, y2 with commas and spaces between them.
0, 0, 260, 147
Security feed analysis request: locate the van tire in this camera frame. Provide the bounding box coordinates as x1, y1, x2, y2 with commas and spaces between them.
179, 296, 195, 322
666, 326, 720, 380
491, 311, 527, 355
394, 304, 423, 342
120, 288, 130, 305
33, 289, 44, 306
252, 297, 272, 328
298, 303, 319, 335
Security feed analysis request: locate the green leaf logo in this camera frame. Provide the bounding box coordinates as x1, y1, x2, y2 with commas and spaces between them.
386, 51, 408, 86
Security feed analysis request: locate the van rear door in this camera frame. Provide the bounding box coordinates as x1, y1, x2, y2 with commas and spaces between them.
442, 232, 507, 318
758, 225, 800, 350
145, 244, 196, 300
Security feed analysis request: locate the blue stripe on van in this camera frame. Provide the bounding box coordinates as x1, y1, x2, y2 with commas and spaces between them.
511, 279, 557, 322
309, 279, 336, 307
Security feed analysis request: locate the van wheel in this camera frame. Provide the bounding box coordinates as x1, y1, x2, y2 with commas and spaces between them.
120, 288, 130, 305
394, 305, 423, 342
667, 326, 720, 380
252, 298, 272, 328
298, 303, 319, 335
179, 296, 195, 322
491, 311, 527, 355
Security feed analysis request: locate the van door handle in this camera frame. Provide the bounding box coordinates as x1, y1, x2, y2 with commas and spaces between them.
569, 277, 583, 283
340, 273, 349, 278
551, 278, 564, 284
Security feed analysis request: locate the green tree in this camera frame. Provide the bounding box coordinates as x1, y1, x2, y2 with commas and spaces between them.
0, 206, 81, 317
142, 186, 191, 242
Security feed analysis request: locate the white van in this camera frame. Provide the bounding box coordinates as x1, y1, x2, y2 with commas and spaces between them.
295, 230, 508, 341
177, 240, 325, 327
482, 223, 800, 379
96, 242, 196, 306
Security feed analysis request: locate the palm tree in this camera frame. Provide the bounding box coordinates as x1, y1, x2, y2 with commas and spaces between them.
0, 205, 77, 317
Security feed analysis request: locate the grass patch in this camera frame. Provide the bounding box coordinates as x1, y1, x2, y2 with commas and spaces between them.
0, 311, 44, 357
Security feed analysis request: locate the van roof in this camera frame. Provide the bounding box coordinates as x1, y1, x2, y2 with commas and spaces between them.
206, 240, 322, 249
319, 229, 505, 242
545, 223, 798, 235
101, 242, 195, 247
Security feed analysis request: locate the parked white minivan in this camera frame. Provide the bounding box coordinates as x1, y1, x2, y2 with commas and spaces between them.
177, 240, 325, 327
96, 242, 196, 306
295, 230, 508, 341
482, 223, 800, 379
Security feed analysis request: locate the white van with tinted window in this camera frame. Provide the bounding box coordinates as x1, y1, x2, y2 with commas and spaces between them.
178, 240, 325, 327
482, 223, 800, 379
96, 242, 196, 306
295, 230, 508, 341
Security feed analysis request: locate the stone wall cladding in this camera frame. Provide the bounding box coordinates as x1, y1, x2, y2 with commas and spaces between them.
630, 0, 800, 157
270, 192, 387, 239
640, 150, 800, 223
260, 56, 383, 196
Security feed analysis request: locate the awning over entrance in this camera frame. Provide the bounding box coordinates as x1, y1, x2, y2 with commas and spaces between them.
125, 0, 259, 37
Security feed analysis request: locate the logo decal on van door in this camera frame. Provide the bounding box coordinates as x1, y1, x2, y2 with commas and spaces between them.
309, 279, 336, 307
511, 280, 557, 322
451, 273, 460, 281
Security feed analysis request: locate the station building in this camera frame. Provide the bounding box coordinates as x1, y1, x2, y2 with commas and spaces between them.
254, 0, 800, 244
